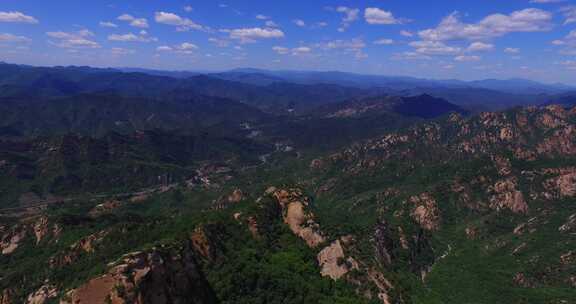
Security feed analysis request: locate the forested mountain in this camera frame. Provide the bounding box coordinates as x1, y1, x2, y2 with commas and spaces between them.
0, 63, 575, 304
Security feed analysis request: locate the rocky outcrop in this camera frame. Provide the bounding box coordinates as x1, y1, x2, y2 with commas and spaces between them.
89, 200, 122, 217
1, 225, 26, 255
409, 193, 440, 231
374, 220, 396, 267
488, 178, 528, 214
317, 239, 359, 280
272, 188, 325, 248
543, 170, 576, 198
61, 243, 217, 304
226, 189, 245, 204
559, 213, 576, 233
50, 231, 109, 268
1, 289, 14, 304
26, 285, 57, 304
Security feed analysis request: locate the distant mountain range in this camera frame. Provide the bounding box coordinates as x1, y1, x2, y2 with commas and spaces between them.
1, 62, 575, 116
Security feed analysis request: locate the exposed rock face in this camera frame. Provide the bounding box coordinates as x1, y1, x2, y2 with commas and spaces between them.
1, 225, 26, 255
559, 214, 576, 233
409, 193, 440, 231
1, 289, 14, 304
61, 243, 217, 304
513, 272, 534, 288
26, 285, 57, 304
272, 188, 325, 248
544, 170, 576, 198
317, 240, 358, 280
89, 200, 122, 217
488, 178, 528, 214
33, 216, 50, 244
227, 189, 245, 204
374, 220, 395, 267
50, 231, 109, 268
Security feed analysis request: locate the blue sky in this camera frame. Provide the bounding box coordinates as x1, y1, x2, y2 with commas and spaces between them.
0, 0, 575, 84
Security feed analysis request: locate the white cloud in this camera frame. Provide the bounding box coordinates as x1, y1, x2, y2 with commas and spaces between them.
504, 47, 520, 54
316, 22, 328, 27
335, 6, 359, 32
318, 38, 367, 59
529, 0, 565, 3
455, 55, 481, 62
157, 42, 199, 54
400, 30, 414, 37
419, 9, 553, 41
265, 20, 279, 27
467, 41, 494, 52
293, 19, 306, 27
184, 6, 193, 12
208, 37, 230, 47
0, 11, 38, 24
0, 33, 31, 43
155, 11, 206, 31
273, 46, 311, 56
157, 46, 173, 52
111, 47, 135, 55
47, 30, 100, 49
392, 51, 431, 60
99, 21, 118, 28
117, 14, 149, 28
272, 46, 289, 55
364, 7, 404, 25
561, 6, 576, 25
552, 39, 566, 45
409, 40, 461, 55
108, 32, 157, 43
226, 27, 284, 43
256, 14, 270, 20
558, 60, 576, 70
373, 38, 394, 45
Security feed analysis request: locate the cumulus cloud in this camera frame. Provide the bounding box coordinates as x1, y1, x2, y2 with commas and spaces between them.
293, 19, 306, 27
108, 31, 157, 43
111, 47, 135, 55
0, 11, 38, 24
265, 20, 279, 27
454, 55, 481, 62
155, 12, 206, 31
392, 51, 431, 60
561, 6, 576, 25
318, 38, 367, 59
335, 6, 359, 32
272, 46, 311, 56
208, 37, 230, 47
157, 42, 199, 55
400, 30, 414, 37
47, 30, 100, 49
466, 42, 494, 52
256, 14, 270, 20
409, 40, 462, 55
419, 9, 553, 41
364, 7, 404, 25
373, 38, 394, 45
225, 27, 284, 43
558, 60, 576, 70
47, 30, 101, 49
529, 0, 565, 3
117, 14, 149, 28
504, 47, 520, 54
184, 6, 193, 12
99, 21, 118, 28
0, 33, 31, 43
